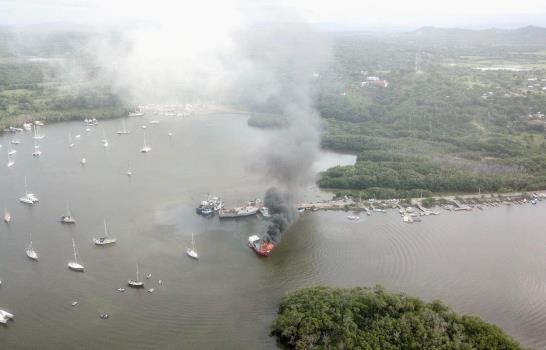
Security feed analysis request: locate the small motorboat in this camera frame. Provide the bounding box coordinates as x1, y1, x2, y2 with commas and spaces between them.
158, 280, 163, 285
100, 314, 109, 319
81, 158, 87, 165
146, 273, 152, 279
71, 301, 78, 306
117, 288, 126, 292
147, 288, 155, 293
346, 215, 360, 221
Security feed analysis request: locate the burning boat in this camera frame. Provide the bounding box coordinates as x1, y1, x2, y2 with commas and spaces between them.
218, 199, 262, 219
248, 235, 274, 256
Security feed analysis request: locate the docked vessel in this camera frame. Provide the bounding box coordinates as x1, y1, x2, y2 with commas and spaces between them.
32, 124, 44, 140
259, 207, 271, 218
248, 235, 274, 257
219, 199, 262, 219
196, 195, 224, 216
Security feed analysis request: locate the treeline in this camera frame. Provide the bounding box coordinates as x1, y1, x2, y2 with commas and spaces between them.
272, 286, 523, 349
311, 30, 546, 197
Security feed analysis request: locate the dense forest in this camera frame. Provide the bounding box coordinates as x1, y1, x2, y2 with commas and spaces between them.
315, 27, 546, 197
272, 286, 523, 349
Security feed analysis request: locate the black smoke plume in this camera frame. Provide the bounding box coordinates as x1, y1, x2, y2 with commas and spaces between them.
264, 188, 298, 243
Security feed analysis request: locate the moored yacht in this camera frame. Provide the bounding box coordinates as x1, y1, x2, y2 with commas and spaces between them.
93, 219, 117, 245
60, 202, 76, 224
128, 263, 144, 288
186, 232, 199, 260
140, 130, 151, 153
26, 232, 38, 261
67, 238, 85, 272
19, 177, 38, 204
4, 208, 11, 224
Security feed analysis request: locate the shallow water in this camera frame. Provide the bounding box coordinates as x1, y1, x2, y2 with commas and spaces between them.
0, 113, 544, 349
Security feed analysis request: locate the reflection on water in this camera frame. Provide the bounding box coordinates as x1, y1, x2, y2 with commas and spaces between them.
0, 113, 545, 349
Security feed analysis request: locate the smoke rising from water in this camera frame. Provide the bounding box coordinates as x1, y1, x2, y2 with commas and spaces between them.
84, 4, 330, 242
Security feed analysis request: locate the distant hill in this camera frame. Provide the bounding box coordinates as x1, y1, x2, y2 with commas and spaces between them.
407, 25, 546, 47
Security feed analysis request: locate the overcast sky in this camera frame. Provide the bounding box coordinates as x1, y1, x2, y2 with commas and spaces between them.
1, 0, 545, 30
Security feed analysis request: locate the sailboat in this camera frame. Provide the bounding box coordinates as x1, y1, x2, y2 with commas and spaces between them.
7, 143, 16, 156
26, 232, 38, 261
140, 130, 151, 153
126, 167, 132, 176
32, 140, 41, 156
60, 202, 76, 224
116, 119, 129, 135
7, 153, 14, 168
128, 263, 144, 288
3, 207, 10, 224
67, 238, 85, 272
19, 176, 38, 204
186, 232, 199, 260
101, 129, 109, 147
32, 124, 44, 140
93, 219, 117, 245
68, 132, 75, 148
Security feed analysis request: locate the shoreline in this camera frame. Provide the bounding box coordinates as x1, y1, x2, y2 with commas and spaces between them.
297, 190, 546, 213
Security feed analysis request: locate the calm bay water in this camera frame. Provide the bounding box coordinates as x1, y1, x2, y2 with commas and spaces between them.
0, 112, 545, 349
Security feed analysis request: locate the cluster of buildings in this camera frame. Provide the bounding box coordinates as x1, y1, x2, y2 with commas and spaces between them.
526, 77, 546, 91
361, 76, 389, 88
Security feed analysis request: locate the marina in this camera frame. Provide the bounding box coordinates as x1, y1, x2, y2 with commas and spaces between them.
0, 113, 546, 348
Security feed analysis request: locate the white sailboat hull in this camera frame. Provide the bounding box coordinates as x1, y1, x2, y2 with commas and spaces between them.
186, 248, 199, 260
26, 249, 38, 261
68, 262, 84, 272
93, 237, 117, 245
128, 280, 144, 288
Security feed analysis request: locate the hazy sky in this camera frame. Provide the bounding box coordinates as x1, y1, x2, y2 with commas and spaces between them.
1, 0, 545, 29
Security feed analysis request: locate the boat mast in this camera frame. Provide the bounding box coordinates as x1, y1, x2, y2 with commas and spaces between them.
103, 219, 109, 237
24, 176, 28, 196
143, 131, 147, 148
136, 262, 140, 281
72, 238, 78, 263
29, 232, 33, 249
192, 232, 195, 251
